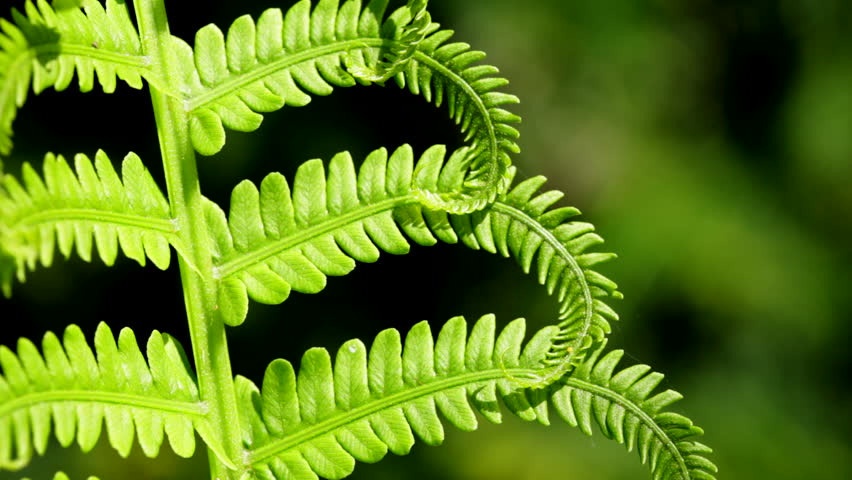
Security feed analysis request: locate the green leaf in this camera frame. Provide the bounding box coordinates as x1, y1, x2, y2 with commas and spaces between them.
207, 146, 426, 326
348, 0, 431, 83
554, 341, 718, 480
238, 316, 715, 480
0, 323, 202, 472
207, 145, 620, 367
180, 0, 518, 215
189, 108, 227, 156
0, 0, 148, 155
218, 277, 250, 327
0, 150, 177, 297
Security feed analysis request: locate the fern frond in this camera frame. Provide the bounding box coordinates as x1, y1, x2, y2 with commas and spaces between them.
0, 150, 176, 298
480, 168, 622, 387
0, 322, 202, 472
377, 11, 520, 213
347, 0, 430, 83
180, 0, 369, 156
555, 341, 718, 480
207, 143, 618, 379
180, 0, 518, 213
235, 315, 714, 480
0, 0, 148, 155
206, 144, 446, 325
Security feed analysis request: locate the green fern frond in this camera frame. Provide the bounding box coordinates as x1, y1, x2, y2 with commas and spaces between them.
555, 341, 718, 480
180, 0, 517, 213
205, 144, 449, 326
207, 143, 618, 380
379, 12, 520, 214
0, 322, 202, 472
347, 0, 430, 83
0, 0, 147, 155
235, 315, 714, 480
0, 150, 176, 297
180, 0, 372, 156
482, 168, 622, 387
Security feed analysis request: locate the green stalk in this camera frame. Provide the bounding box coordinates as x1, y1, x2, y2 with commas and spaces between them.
133, 1, 242, 478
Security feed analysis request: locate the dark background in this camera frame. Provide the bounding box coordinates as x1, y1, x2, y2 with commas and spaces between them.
2, 0, 851, 478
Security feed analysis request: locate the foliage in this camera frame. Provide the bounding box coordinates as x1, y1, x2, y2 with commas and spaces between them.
0, 1, 716, 479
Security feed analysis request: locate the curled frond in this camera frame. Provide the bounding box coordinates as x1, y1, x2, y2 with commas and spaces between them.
0, 150, 176, 297
0, 322, 202, 472
348, 0, 431, 83
381, 12, 520, 213
0, 0, 147, 155
236, 315, 714, 480
181, 0, 518, 213
482, 169, 622, 387
207, 144, 618, 380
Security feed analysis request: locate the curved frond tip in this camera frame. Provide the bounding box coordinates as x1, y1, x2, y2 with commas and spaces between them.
347, 0, 431, 83
182, 0, 518, 213
0, 150, 177, 298
557, 341, 718, 480
0, 322, 202, 472
236, 315, 716, 480
0, 0, 147, 155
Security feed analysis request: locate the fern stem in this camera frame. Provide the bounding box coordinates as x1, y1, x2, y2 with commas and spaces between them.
134, 1, 242, 478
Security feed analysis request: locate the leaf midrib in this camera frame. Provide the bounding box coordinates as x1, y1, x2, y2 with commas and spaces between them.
564, 377, 690, 478
216, 195, 417, 279
248, 369, 692, 478
14, 208, 176, 234
37, 43, 148, 68
185, 38, 391, 112
0, 43, 148, 114
248, 366, 536, 465
0, 389, 205, 419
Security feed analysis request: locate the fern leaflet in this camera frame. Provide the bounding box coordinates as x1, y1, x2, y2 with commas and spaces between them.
0, 150, 177, 297
0, 322, 202, 472
236, 315, 715, 480
0, 0, 148, 156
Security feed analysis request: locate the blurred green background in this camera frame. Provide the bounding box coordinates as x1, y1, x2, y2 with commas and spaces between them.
2, 0, 851, 478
